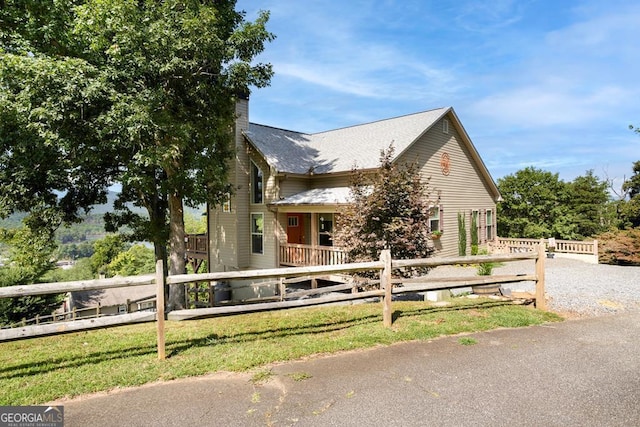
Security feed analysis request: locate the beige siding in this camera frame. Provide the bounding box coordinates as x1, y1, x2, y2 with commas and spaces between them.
310, 174, 351, 189
279, 176, 309, 198
397, 114, 496, 257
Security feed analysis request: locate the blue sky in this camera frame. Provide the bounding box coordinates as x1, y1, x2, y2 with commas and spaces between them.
236, 0, 640, 191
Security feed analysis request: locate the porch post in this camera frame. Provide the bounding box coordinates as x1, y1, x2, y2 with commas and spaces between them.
310, 213, 318, 288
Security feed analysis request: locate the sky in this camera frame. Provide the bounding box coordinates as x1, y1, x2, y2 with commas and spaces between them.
236, 0, 640, 191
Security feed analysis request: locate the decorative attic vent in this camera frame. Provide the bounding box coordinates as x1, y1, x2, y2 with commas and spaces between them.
443, 119, 449, 134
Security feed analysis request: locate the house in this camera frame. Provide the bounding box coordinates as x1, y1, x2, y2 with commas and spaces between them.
204, 97, 501, 285
65, 284, 157, 318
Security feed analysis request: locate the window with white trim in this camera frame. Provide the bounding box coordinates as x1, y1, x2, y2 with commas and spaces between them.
251, 162, 263, 204
429, 206, 441, 233
251, 213, 264, 254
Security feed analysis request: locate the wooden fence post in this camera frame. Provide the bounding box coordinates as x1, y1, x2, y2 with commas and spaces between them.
380, 249, 393, 327
155, 260, 166, 360
535, 244, 546, 310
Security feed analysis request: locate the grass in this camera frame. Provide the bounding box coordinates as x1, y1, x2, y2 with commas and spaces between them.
458, 337, 478, 346
0, 299, 562, 405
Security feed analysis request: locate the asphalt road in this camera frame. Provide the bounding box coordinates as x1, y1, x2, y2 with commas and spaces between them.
56, 312, 640, 427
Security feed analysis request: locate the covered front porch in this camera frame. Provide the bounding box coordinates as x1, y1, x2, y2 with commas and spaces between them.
272, 187, 351, 268
278, 212, 348, 267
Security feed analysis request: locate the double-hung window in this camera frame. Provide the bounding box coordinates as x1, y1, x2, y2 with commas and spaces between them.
429, 206, 441, 233
251, 213, 263, 254
486, 209, 494, 241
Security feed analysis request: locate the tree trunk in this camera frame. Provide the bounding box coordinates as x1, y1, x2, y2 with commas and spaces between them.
167, 192, 186, 310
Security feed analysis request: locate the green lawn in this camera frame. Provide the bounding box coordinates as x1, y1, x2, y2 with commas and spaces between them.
0, 299, 561, 405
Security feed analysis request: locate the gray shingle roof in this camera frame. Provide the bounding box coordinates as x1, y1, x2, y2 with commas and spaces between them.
244, 107, 449, 175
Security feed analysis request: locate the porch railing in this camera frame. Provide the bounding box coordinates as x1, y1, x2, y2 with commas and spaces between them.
280, 243, 348, 267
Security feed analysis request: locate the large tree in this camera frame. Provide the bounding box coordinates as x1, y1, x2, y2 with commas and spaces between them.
333, 147, 435, 277
567, 170, 610, 238
497, 167, 573, 239
0, 1, 274, 310
498, 167, 615, 239
619, 161, 640, 228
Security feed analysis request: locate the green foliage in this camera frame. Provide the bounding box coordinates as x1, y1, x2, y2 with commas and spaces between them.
622, 160, 640, 199
497, 167, 611, 239
184, 211, 207, 234
497, 167, 569, 239
0, 1, 275, 308
457, 212, 467, 256
0, 226, 62, 325
334, 146, 435, 276
470, 212, 478, 255
108, 244, 156, 277
476, 249, 496, 276
567, 170, 611, 237
619, 161, 640, 228
90, 234, 128, 277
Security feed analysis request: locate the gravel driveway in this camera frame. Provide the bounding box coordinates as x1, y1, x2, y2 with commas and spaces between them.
428, 257, 640, 317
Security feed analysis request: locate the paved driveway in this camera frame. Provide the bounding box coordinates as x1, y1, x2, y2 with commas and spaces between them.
58, 312, 640, 427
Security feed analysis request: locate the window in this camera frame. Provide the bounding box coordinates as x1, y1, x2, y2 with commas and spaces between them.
319, 214, 334, 246
117, 305, 127, 314
251, 162, 263, 204
222, 193, 231, 213
251, 213, 264, 254
486, 209, 494, 241
429, 206, 441, 232
288, 216, 298, 227
442, 119, 449, 134
137, 301, 155, 311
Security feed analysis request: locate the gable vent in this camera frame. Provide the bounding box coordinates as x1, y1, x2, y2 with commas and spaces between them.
442, 119, 449, 134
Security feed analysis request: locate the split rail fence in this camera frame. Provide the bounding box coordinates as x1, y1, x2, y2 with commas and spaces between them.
0, 246, 547, 359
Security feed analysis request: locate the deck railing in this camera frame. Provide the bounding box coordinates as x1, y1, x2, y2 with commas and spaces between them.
279, 243, 348, 267
489, 237, 598, 262
185, 234, 208, 259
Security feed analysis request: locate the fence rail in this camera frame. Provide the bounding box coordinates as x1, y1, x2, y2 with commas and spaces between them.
0, 247, 547, 360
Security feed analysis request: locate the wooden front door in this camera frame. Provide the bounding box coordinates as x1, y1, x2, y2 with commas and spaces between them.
287, 214, 305, 244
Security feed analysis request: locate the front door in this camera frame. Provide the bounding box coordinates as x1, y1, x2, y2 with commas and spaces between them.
287, 214, 305, 244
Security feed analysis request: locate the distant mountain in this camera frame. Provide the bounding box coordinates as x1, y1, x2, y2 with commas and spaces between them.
0, 191, 205, 230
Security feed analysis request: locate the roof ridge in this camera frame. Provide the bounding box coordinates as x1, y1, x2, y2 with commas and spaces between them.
310, 107, 450, 135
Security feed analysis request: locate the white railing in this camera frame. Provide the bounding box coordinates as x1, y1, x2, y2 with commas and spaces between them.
489, 237, 598, 261
279, 244, 348, 266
